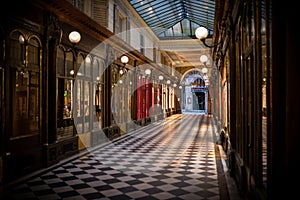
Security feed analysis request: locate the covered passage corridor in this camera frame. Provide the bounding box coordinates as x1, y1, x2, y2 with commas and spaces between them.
4, 114, 239, 200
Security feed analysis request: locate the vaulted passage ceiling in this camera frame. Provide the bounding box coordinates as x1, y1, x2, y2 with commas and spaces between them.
128, 0, 216, 39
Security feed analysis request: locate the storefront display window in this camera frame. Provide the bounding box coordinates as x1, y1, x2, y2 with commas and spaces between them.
56, 48, 75, 139
75, 55, 104, 133
9, 31, 41, 138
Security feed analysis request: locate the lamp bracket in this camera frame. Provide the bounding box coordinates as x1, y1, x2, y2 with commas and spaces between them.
201, 38, 223, 48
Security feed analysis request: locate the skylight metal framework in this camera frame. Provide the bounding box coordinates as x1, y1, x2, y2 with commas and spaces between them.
128, 0, 216, 39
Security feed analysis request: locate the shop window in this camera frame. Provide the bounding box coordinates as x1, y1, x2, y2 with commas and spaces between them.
93, 59, 103, 129
74, 55, 104, 133
57, 79, 73, 120
9, 31, 41, 138
56, 48, 75, 140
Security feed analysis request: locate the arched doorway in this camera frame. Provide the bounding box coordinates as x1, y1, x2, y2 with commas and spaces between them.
181, 69, 208, 114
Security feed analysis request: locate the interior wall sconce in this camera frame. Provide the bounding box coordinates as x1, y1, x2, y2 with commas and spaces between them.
195, 26, 222, 48
120, 55, 129, 75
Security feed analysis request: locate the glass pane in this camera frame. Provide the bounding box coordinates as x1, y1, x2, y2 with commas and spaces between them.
12, 69, 39, 137
94, 83, 101, 129
13, 70, 28, 137
85, 56, 91, 77
57, 78, 64, 124
29, 72, 39, 132
56, 48, 64, 76
57, 77, 73, 137
64, 79, 73, 119
66, 52, 74, 77
84, 81, 90, 131
120, 84, 125, 123
99, 60, 105, 83
191, 22, 199, 37
77, 55, 84, 76
164, 29, 173, 37
10, 33, 25, 67
181, 19, 190, 36
92, 59, 98, 81
173, 22, 182, 37
76, 80, 82, 117
28, 38, 40, 68
129, 0, 216, 37
75, 79, 83, 133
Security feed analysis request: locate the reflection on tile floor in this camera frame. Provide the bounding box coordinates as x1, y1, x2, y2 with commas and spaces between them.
4, 114, 231, 200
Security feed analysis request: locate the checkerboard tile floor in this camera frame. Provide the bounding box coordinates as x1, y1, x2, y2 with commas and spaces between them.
4, 114, 231, 200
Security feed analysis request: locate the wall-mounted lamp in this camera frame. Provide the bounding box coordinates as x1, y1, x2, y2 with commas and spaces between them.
68, 31, 81, 45
120, 55, 129, 75
200, 54, 208, 75
19, 35, 25, 44
200, 55, 208, 64
145, 69, 151, 75
202, 67, 208, 74
121, 55, 129, 64
195, 26, 222, 48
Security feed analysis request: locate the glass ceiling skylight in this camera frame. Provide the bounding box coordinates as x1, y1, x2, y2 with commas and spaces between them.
128, 0, 216, 39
